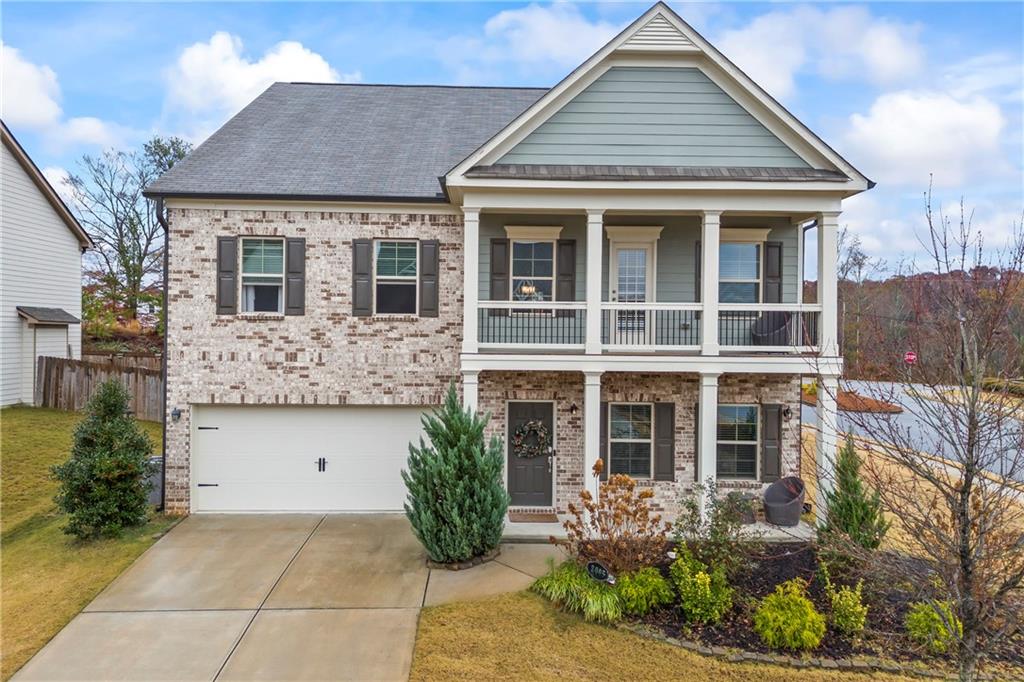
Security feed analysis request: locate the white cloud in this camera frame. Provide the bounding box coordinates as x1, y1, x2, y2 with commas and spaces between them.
164, 32, 359, 139
843, 90, 1006, 188
716, 6, 924, 99
42, 165, 76, 204
0, 42, 123, 149
942, 53, 1024, 102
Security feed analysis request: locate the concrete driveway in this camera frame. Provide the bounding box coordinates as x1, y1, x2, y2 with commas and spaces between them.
14, 514, 560, 682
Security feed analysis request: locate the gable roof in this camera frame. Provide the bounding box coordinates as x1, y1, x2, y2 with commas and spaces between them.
1, 121, 92, 248
145, 83, 545, 202
16, 306, 81, 325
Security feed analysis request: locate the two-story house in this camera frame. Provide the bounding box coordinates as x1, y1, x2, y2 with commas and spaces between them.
146, 3, 867, 519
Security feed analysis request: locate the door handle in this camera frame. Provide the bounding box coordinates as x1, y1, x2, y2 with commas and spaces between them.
314, 457, 327, 472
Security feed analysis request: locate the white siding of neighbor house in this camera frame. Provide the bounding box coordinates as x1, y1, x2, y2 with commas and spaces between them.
0, 142, 83, 405
498, 67, 810, 168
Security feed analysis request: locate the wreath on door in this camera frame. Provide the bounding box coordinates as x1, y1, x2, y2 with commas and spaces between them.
511, 419, 552, 459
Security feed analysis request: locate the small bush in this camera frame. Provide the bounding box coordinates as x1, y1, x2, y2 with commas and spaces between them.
673, 479, 756, 577
52, 380, 155, 539
532, 560, 623, 623
905, 601, 962, 655
616, 567, 673, 617
822, 566, 868, 636
669, 549, 733, 625
562, 473, 671, 574
753, 578, 826, 651
820, 437, 890, 552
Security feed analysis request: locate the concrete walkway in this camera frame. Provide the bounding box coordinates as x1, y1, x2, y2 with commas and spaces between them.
14, 514, 561, 682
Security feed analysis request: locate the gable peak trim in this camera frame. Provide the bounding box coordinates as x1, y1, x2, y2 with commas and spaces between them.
620, 13, 697, 52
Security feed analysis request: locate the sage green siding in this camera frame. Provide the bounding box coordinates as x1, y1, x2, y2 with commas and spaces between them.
478, 214, 586, 301
499, 67, 809, 168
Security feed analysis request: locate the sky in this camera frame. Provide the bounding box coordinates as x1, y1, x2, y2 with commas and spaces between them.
3, 1, 1022, 271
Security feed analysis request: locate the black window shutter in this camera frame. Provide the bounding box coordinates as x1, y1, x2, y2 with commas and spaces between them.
693, 402, 700, 481
599, 401, 608, 481
352, 239, 373, 316
654, 402, 675, 481
419, 240, 439, 317
764, 241, 783, 303
489, 238, 509, 317
285, 238, 305, 316
555, 239, 576, 318
761, 404, 783, 482
694, 240, 701, 303
216, 237, 237, 315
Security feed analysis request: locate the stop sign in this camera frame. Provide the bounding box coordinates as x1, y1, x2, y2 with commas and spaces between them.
904, 350, 918, 364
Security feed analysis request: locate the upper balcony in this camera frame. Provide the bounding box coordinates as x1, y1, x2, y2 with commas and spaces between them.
463, 210, 838, 358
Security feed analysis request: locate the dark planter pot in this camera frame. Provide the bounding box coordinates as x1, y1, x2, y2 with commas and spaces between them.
146, 455, 163, 507
763, 476, 805, 527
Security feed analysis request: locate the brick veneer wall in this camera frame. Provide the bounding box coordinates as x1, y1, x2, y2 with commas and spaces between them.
478, 371, 802, 515
163, 207, 464, 512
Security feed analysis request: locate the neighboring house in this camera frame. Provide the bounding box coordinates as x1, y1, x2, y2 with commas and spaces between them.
145, 3, 869, 517
0, 122, 92, 406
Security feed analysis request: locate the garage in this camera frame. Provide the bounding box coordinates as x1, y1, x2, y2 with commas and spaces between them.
191, 405, 432, 512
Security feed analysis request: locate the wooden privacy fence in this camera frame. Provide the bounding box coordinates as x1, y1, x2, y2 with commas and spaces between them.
81, 352, 162, 371
35, 356, 163, 422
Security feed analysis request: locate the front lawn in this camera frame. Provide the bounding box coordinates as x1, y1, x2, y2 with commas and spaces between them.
0, 406, 176, 680
411, 591, 914, 682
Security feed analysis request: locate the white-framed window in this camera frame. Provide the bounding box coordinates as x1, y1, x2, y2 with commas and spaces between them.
719, 242, 762, 304
716, 404, 759, 479
511, 240, 555, 302
241, 238, 284, 313
374, 240, 418, 315
608, 402, 653, 478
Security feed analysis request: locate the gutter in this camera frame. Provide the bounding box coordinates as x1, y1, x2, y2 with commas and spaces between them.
142, 190, 449, 203
155, 197, 169, 513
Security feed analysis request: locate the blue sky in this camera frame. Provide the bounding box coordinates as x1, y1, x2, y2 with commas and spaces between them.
3, 1, 1022, 268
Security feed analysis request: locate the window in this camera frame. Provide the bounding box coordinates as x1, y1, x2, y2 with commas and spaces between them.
608, 403, 653, 477
716, 405, 758, 479
511, 240, 554, 301
374, 240, 418, 314
719, 242, 761, 303
241, 238, 284, 313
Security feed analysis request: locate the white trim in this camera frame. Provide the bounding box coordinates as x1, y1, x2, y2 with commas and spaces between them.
372, 238, 420, 317
506, 399, 557, 508
509, 238, 557, 306
715, 403, 761, 482
604, 225, 663, 242
461, 353, 843, 375
462, 209, 480, 353
504, 225, 563, 240
585, 210, 604, 355
478, 300, 586, 310
607, 401, 655, 479
239, 236, 285, 314
165, 198, 460, 215
721, 228, 771, 242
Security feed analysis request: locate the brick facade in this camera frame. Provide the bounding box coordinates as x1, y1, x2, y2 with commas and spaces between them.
163, 207, 464, 512
478, 371, 802, 515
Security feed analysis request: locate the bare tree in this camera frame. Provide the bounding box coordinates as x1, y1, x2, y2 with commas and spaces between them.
66, 136, 190, 319
817, 189, 1024, 680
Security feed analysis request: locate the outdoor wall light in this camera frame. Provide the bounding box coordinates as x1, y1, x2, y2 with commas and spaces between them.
569, 403, 579, 415
782, 406, 793, 420
171, 407, 182, 422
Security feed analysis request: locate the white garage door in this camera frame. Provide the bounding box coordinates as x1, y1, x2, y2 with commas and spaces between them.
191, 405, 431, 512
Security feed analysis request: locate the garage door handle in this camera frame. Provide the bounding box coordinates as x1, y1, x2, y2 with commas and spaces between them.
315, 457, 327, 472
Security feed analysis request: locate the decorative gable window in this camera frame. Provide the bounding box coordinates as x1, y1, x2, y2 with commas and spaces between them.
374, 240, 418, 314
241, 238, 285, 313
719, 242, 761, 304
608, 402, 653, 477
716, 404, 759, 479
511, 240, 555, 301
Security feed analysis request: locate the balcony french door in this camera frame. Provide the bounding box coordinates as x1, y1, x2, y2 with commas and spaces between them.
610, 243, 655, 345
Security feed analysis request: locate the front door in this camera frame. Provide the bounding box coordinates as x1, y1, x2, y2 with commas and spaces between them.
507, 402, 554, 507
610, 243, 655, 345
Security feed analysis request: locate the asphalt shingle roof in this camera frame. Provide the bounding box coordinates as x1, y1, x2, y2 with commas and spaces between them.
146, 83, 546, 201
466, 164, 849, 182
16, 306, 81, 324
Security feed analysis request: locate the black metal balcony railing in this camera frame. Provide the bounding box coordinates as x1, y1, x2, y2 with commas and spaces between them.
477, 302, 587, 347
718, 305, 820, 349
600, 304, 702, 349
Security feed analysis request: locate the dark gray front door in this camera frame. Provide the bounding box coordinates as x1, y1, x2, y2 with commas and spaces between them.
507, 402, 554, 507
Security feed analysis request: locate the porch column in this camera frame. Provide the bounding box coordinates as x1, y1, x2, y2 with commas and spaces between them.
698, 371, 720, 521
817, 212, 840, 357
700, 211, 721, 356
462, 208, 480, 354
583, 370, 603, 500
815, 374, 840, 524
585, 210, 604, 354
462, 370, 479, 413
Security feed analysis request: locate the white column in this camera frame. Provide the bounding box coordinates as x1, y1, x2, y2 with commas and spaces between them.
584, 371, 603, 500
462, 370, 479, 413
818, 212, 840, 357
700, 211, 721, 356
585, 210, 604, 355
794, 219, 805, 305
815, 374, 840, 524
698, 372, 720, 520
462, 209, 480, 354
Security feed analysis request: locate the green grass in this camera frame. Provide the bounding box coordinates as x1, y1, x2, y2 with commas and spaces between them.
1, 406, 176, 680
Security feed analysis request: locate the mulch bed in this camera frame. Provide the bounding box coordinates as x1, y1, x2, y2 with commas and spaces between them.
802, 389, 903, 413
636, 543, 1024, 668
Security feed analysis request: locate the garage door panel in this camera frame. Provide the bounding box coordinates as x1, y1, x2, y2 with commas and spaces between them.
192, 405, 430, 512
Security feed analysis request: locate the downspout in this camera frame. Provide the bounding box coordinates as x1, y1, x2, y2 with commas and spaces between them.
155, 197, 169, 513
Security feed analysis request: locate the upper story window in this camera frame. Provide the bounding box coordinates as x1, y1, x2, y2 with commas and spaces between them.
716, 404, 758, 479
608, 402, 653, 478
241, 238, 284, 313
511, 240, 554, 301
374, 240, 418, 314
719, 242, 761, 303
